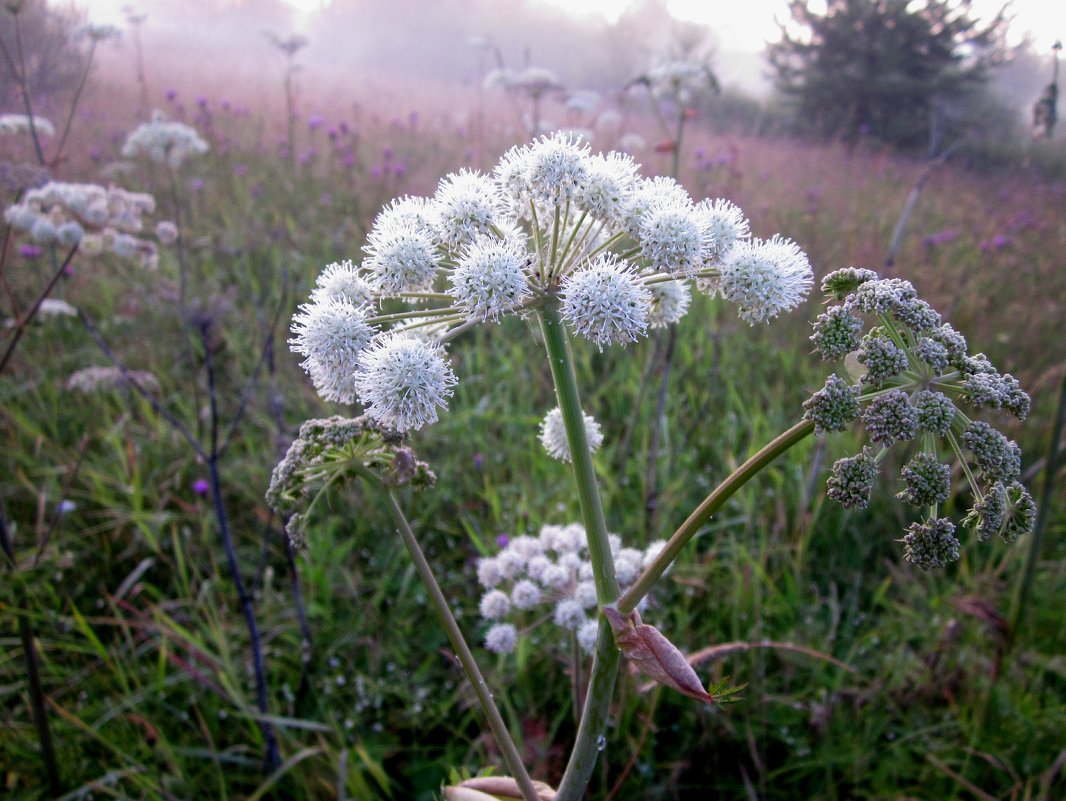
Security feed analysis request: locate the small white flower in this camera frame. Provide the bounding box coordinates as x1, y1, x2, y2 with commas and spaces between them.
646, 279, 691, 328
540, 406, 604, 463
541, 564, 570, 590
577, 618, 600, 653
511, 579, 542, 609
311, 260, 373, 306
574, 151, 638, 222
497, 548, 526, 579
485, 622, 518, 654
289, 299, 376, 404
643, 539, 668, 569
31, 218, 56, 243
574, 580, 598, 609
639, 201, 713, 277
525, 131, 591, 207
493, 144, 535, 214
718, 235, 813, 324
0, 114, 55, 137
526, 554, 553, 582
432, 170, 502, 252
695, 198, 749, 262
476, 557, 503, 588
155, 220, 179, 245
615, 547, 645, 585
371, 195, 435, 238
621, 175, 690, 239
479, 589, 511, 620
509, 535, 545, 559
353, 334, 457, 431
122, 116, 208, 168
363, 224, 439, 295
554, 598, 586, 630
37, 298, 76, 318
449, 237, 530, 321
56, 221, 84, 247
561, 254, 650, 348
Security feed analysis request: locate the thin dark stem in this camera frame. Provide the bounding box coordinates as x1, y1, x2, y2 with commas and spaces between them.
33, 433, 90, 565
0, 244, 78, 375
8, 14, 46, 166
200, 318, 281, 772
50, 41, 97, 171
0, 509, 62, 796
644, 327, 677, 535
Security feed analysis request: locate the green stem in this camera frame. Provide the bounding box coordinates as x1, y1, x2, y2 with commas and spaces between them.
617, 418, 815, 614
537, 303, 621, 800
377, 485, 539, 801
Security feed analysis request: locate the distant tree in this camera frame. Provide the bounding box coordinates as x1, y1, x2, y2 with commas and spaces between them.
0, 0, 87, 109
768, 0, 1011, 152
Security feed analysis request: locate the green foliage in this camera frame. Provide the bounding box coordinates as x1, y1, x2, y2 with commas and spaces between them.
768, 0, 1010, 151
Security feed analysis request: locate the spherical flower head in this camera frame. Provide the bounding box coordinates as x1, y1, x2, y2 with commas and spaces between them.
718, 235, 813, 324
479, 589, 511, 620
432, 170, 502, 252
560, 254, 651, 347
803, 373, 861, 433
966, 482, 1006, 542
913, 390, 955, 435
574, 151, 638, 222
646, 280, 691, 328
892, 297, 941, 334
614, 547, 645, 585
694, 197, 749, 262
861, 389, 918, 446
371, 195, 435, 237
477, 556, 503, 588
449, 237, 530, 321
827, 447, 877, 509
573, 580, 598, 609
525, 131, 591, 207
897, 452, 951, 507
56, 220, 84, 247
638, 201, 711, 277
496, 548, 526, 579
511, 579, 542, 610
122, 118, 208, 168
362, 224, 439, 295
311, 260, 374, 307
811, 305, 863, 360
821, 267, 879, 300
577, 618, 600, 654
540, 406, 604, 463
858, 332, 909, 387
31, 217, 56, 243
930, 323, 968, 364
1000, 481, 1036, 543
155, 220, 179, 246
621, 175, 691, 239
962, 371, 1031, 420
901, 517, 960, 570
353, 334, 457, 432
962, 421, 1021, 484
289, 299, 376, 404
553, 598, 586, 630
485, 623, 518, 654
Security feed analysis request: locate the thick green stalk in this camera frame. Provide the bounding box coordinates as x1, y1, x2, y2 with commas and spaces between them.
537, 303, 620, 800
537, 304, 620, 603
617, 419, 815, 614
379, 486, 539, 801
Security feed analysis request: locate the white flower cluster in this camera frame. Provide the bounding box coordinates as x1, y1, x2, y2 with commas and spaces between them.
643, 61, 717, 106
291, 132, 811, 431
476, 522, 667, 655
122, 113, 208, 168
4, 181, 159, 265
65, 366, 160, 394
484, 66, 563, 98
0, 114, 54, 137
540, 406, 603, 462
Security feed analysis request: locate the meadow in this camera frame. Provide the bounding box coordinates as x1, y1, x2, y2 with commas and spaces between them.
1, 29, 1065, 801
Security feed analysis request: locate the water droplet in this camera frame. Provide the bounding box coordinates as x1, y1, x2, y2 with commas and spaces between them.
596, 734, 607, 751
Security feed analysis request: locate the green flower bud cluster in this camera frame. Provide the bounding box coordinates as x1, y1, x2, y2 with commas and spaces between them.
804, 268, 1036, 568
266, 415, 435, 547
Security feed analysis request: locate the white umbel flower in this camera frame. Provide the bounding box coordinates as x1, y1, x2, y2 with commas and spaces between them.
353, 333, 457, 431
0, 114, 55, 137
289, 299, 376, 404
560, 254, 650, 347
432, 170, 502, 252
639, 201, 713, 277
122, 115, 208, 168
311, 260, 374, 306
719, 235, 813, 324
646, 279, 691, 328
479, 589, 511, 620
574, 151, 639, 223
577, 618, 600, 654
540, 406, 604, 463
371, 195, 435, 238
363, 224, 439, 295
525, 131, 591, 207
621, 175, 691, 239
449, 237, 530, 321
